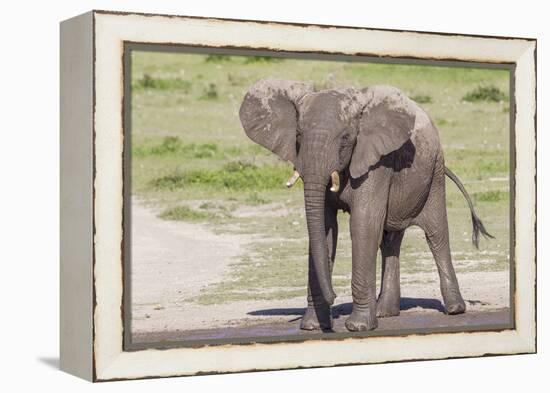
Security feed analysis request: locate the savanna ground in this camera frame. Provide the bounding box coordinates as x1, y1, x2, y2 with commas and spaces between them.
129, 51, 511, 344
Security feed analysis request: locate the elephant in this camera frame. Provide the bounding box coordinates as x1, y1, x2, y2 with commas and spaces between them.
239, 78, 492, 332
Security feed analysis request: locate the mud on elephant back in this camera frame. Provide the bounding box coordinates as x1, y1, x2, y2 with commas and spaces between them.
239, 78, 493, 332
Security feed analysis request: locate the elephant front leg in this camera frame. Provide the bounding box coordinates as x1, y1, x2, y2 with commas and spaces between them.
345, 208, 386, 332
301, 207, 338, 331
301, 255, 333, 330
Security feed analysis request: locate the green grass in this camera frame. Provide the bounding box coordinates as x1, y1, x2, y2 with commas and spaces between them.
411, 94, 432, 104
473, 190, 508, 202
245, 192, 271, 205
159, 202, 234, 221
130, 50, 511, 305
463, 85, 507, 102
243, 56, 284, 64
200, 83, 219, 100
132, 74, 192, 92
445, 148, 508, 180
159, 205, 218, 221
204, 54, 233, 63
133, 137, 219, 158
150, 161, 290, 191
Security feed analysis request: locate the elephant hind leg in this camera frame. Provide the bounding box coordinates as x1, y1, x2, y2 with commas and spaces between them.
416, 166, 466, 315
377, 230, 405, 317
421, 220, 466, 314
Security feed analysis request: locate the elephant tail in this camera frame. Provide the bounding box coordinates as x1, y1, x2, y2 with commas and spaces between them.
445, 166, 494, 249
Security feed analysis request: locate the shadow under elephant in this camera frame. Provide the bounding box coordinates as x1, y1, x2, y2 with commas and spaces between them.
246, 297, 509, 334
248, 297, 446, 320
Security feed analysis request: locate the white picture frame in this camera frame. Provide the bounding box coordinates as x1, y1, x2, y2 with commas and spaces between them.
60, 10, 536, 381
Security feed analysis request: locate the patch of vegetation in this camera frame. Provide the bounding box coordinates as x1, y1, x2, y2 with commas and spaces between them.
133, 137, 219, 158
473, 190, 508, 202
204, 54, 232, 63
435, 118, 458, 127
463, 85, 507, 102
243, 56, 283, 64
200, 83, 219, 100
133, 74, 192, 92
223, 160, 256, 172
150, 136, 183, 155
150, 161, 290, 191
411, 94, 432, 104
159, 205, 215, 221
199, 201, 233, 214
199, 201, 218, 210
245, 192, 271, 205
195, 288, 307, 305
227, 73, 245, 86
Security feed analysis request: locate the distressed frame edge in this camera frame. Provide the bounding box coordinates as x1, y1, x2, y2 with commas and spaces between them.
59, 10, 95, 381
89, 11, 537, 381
91, 8, 538, 42
512, 41, 537, 354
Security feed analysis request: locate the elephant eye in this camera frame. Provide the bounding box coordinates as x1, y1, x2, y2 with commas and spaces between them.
338, 131, 356, 167
340, 135, 350, 151
341, 132, 354, 146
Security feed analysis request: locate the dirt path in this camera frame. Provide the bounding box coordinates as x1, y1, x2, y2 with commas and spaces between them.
130, 199, 250, 334
130, 201, 510, 343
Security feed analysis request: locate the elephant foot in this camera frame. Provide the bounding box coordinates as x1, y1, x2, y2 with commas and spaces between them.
376, 293, 400, 318
442, 287, 466, 315
445, 299, 466, 315
345, 304, 378, 332
300, 304, 332, 331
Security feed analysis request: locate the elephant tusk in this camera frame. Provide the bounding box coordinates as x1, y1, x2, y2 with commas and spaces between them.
286, 170, 300, 188
330, 171, 340, 193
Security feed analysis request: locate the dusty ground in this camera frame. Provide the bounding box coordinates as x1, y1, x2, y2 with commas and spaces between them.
130, 199, 248, 329
130, 201, 510, 344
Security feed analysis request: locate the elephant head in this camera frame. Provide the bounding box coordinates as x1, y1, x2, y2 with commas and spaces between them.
239, 78, 416, 305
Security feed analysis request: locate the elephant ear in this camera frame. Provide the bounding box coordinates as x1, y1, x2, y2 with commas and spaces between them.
239, 78, 313, 166
349, 86, 416, 179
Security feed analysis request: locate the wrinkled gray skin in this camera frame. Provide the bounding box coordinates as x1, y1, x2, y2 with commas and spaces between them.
239, 78, 492, 332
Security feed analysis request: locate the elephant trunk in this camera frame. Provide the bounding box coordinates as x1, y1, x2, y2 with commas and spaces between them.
303, 180, 336, 305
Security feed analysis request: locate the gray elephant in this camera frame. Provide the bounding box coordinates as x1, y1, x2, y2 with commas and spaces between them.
239, 78, 492, 332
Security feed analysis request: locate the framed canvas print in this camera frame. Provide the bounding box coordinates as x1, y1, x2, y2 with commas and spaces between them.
60, 10, 537, 381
